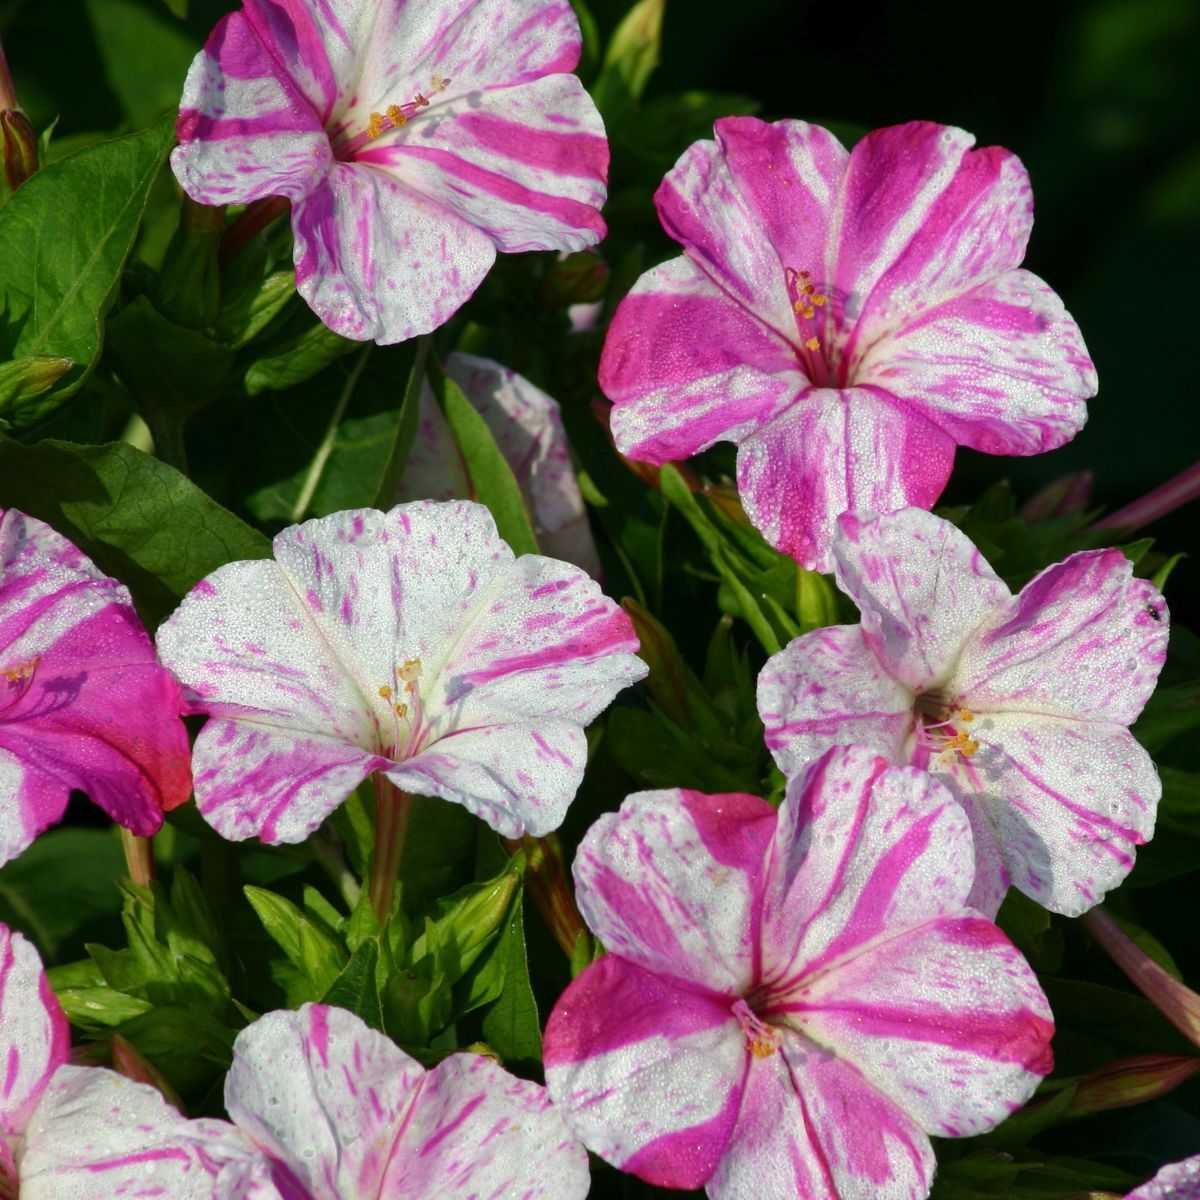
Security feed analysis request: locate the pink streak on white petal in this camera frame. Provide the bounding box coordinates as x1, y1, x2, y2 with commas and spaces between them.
736, 388, 956, 573
1129, 1156, 1200, 1200
0, 926, 68, 1137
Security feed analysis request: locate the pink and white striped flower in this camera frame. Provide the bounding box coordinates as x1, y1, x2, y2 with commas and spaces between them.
396, 352, 602, 576
600, 117, 1096, 571
0, 922, 273, 1199
544, 746, 1054, 1198
224, 1003, 589, 1199
0, 509, 191, 867
172, 0, 608, 345
155, 500, 644, 843
1128, 1156, 1200, 1199
758, 507, 1169, 917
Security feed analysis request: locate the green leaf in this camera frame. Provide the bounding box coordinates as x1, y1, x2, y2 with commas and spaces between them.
322, 939, 385, 1032
0, 115, 174, 422
1134, 679, 1200, 754
481, 889, 542, 1068
0, 439, 271, 627
215, 270, 295, 349
594, 0, 666, 116
245, 319, 358, 395
54, 986, 154, 1031
245, 885, 347, 1001
371, 335, 430, 509
435, 368, 538, 556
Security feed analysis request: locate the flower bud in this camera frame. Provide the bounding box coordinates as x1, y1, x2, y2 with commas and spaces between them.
1, 109, 36, 196
542, 250, 610, 307
1069, 1053, 1200, 1116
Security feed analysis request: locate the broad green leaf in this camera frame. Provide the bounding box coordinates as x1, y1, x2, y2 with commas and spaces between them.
436, 368, 538, 556
115, 1004, 237, 1104
0, 115, 174, 422
215, 270, 295, 349
322, 939, 385, 1032
0, 439, 270, 627
245, 885, 347, 1000
245, 319, 357, 395
481, 890, 541, 1068
1134, 679, 1200, 754
54, 986, 154, 1031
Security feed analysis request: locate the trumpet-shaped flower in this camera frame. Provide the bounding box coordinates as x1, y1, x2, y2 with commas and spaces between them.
758, 508, 1168, 917
224, 1003, 589, 1199
600, 117, 1096, 571
397, 352, 601, 576
0, 509, 191, 867
173, 0, 608, 345
0, 922, 273, 1198
156, 500, 644, 843
543, 746, 1054, 1198
1129, 1156, 1200, 1199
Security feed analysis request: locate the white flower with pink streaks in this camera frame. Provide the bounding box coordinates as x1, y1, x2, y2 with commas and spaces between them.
172, 0, 608, 345
396, 351, 602, 577
1128, 1156, 1200, 1199
600, 117, 1096, 571
543, 745, 1054, 1199
0, 509, 191, 867
155, 499, 644, 843
0, 922, 272, 1199
223, 1003, 589, 1199
758, 507, 1169, 917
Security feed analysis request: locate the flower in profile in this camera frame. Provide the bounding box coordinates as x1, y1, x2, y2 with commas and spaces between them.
172, 0, 608, 345
758, 507, 1168, 916
0, 921, 271, 1198
600, 117, 1096, 571
224, 1003, 589, 1199
1128, 1156, 1200, 1199
397, 352, 602, 577
543, 746, 1054, 1198
155, 500, 644, 843
0, 509, 191, 867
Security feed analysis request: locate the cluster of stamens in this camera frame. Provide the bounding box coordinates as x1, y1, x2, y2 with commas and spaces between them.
785, 268, 826, 352
377, 658, 424, 754
732, 998, 781, 1059
0, 656, 38, 717
916, 705, 980, 766
364, 75, 451, 142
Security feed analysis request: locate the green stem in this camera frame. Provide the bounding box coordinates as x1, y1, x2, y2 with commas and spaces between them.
368, 776, 413, 924
291, 346, 372, 523
120, 828, 156, 888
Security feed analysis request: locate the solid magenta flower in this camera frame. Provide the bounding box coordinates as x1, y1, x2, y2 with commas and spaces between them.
544, 746, 1054, 1198
600, 117, 1096, 570
0, 510, 191, 866
172, 0, 608, 344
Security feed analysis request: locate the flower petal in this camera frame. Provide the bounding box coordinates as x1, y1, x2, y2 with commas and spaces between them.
602, 255, 804, 465
20, 1066, 272, 1200
736, 388, 957, 572
0, 925, 68, 1136
796, 917, 1053, 1137
832, 507, 1010, 692
955, 549, 1169, 725
361, 74, 606, 254
835, 122, 1033, 362
380, 1053, 588, 1199
949, 714, 1160, 916
758, 624, 914, 776
173, 11, 330, 208
707, 1035, 934, 1200
226, 1004, 423, 1200
760, 746, 975, 990
1129, 1155, 1200, 1200
862, 270, 1094, 454
544, 954, 746, 1190
291, 162, 496, 344
654, 116, 849, 341
572, 789, 776, 994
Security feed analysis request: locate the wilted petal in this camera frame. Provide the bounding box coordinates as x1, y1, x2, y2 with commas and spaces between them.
864, 270, 1094, 454
20, 1066, 274, 1200
655, 116, 849, 341
291, 163, 497, 344
173, 11, 330, 208
380, 1053, 588, 1199
0, 925, 68, 1136
572, 789, 776, 994
758, 624, 914, 776
361, 74, 606, 254
736, 389, 956, 573
951, 714, 1160, 916
955, 549, 1169, 725
226, 1005, 423, 1200
832, 507, 1010, 692
544, 954, 746, 1190
707, 1037, 935, 1200
760, 747, 976, 989
795, 917, 1053, 1137
603, 255, 804, 465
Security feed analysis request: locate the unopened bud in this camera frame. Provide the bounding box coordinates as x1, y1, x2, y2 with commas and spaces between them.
1069, 1053, 1200, 1116
1019, 471, 1094, 521
543, 250, 610, 307
1, 109, 36, 196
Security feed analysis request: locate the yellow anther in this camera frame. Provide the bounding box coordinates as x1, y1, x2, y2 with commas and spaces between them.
960, 737, 980, 757
367, 112, 385, 139
800, 305, 816, 319
804, 336, 820, 351
398, 659, 422, 682
394, 702, 408, 719
385, 105, 409, 127
801, 282, 815, 295
749, 1038, 777, 1059
812, 293, 826, 306
1, 657, 37, 682
378, 685, 393, 700
958, 708, 974, 723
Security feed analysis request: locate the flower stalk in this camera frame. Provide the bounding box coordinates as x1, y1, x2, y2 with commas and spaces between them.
1092, 458, 1200, 533
118, 828, 156, 888
368, 777, 413, 924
